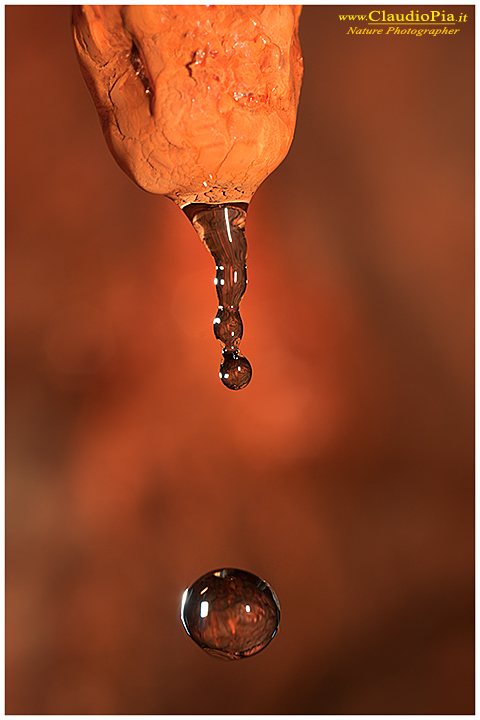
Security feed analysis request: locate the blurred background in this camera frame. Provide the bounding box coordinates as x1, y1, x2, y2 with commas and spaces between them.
6, 5, 474, 714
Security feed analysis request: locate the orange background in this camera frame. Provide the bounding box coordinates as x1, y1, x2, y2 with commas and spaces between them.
6, 5, 474, 714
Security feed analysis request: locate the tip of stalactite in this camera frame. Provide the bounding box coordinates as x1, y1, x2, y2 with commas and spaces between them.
72, 5, 303, 202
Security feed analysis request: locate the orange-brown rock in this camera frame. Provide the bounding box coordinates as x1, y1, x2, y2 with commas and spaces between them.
72, 5, 303, 206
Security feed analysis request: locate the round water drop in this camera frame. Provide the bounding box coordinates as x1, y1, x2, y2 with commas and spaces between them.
181, 568, 280, 660
219, 351, 252, 390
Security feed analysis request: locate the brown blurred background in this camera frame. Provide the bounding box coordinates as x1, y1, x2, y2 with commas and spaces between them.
6, 5, 474, 714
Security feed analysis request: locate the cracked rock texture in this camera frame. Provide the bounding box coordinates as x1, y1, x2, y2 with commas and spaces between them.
72, 5, 303, 206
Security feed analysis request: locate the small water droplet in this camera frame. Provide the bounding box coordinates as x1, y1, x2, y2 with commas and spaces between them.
181, 568, 280, 660
219, 351, 252, 391
183, 203, 252, 390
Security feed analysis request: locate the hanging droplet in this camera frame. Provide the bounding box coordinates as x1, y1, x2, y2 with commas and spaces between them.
219, 351, 252, 391
183, 203, 252, 390
181, 568, 280, 660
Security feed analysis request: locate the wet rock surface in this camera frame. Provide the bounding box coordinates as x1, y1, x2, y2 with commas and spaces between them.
72, 5, 303, 206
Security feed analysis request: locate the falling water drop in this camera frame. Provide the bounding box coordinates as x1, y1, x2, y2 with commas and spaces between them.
181, 568, 280, 659
183, 203, 252, 390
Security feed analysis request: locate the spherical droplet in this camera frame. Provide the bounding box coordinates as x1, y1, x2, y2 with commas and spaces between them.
181, 568, 280, 660
219, 352, 252, 390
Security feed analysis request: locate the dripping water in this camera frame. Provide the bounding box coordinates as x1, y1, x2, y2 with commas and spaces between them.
183, 203, 252, 390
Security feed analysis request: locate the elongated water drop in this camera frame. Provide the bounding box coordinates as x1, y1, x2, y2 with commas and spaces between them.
181, 568, 280, 659
183, 203, 252, 390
